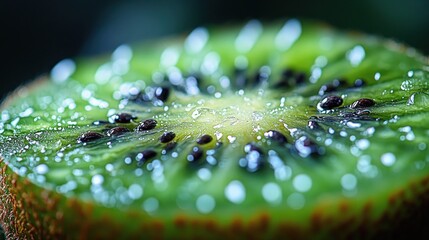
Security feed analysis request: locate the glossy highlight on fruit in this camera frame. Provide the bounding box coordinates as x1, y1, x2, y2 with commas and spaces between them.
1, 19, 429, 239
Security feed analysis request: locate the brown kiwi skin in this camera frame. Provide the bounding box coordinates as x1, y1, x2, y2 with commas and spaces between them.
2, 157, 429, 239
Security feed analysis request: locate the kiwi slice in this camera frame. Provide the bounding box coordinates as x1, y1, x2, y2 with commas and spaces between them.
1, 19, 429, 239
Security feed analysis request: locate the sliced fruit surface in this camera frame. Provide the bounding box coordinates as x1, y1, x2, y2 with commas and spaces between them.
1, 19, 429, 238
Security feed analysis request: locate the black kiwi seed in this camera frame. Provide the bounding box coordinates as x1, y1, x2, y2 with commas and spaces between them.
275, 69, 306, 87
350, 98, 375, 109
235, 67, 248, 89
77, 131, 104, 143
112, 113, 137, 123
187, 146, 204, 163
282, 68, 294, 79
264, 130, 287, 144
294, 72, 306, 85
106, 127, 130, 137
307, 120, 322, 130
196, 134, 213, 145
136, 149, 157, 166
154, 87, 170, 102
318, 95, 343, 110
162, 142, 177, 154
160, 131, 176, 143
136, 119, 157, 131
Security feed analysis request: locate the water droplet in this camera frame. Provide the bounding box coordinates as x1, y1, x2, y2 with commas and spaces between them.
185, 27, 209, 54
94, 63, 113, 84
201, 52, 220, 75
293, 174, 312, 192
262, 182, 282, 204
309, 67, 322, 83
34, 164, 49, 175
192, 109, 201, 119
235, 20, 263, 53
51, 59, 76, 83
196, 194, 216, 214
275, 19, 301, 50
91, 174, 104, 186
112, 44, 133, 62
128, 184, 143, 200
219, 76, 231, 89
227, 135, 237, 143
346, 45, 365, 66
19, 108, 34, 118
197, 168, 212, 181
252, 111, 263, 121
143, 197, 159, 213
381, 152, 396, 166
407, 92, 429, 106
225, 180, 246, 204
341, 174, 357, 191
161, 47, 180, 67
355, 139, 370, 150
374, 72, 381, 81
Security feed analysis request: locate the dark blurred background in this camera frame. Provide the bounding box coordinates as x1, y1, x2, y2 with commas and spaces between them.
1, 0, 428, 100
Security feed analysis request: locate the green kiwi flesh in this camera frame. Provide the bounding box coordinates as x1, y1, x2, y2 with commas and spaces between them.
1, 19, 429, 239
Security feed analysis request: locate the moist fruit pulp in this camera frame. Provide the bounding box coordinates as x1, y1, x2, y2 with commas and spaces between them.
1, 19, 429, 239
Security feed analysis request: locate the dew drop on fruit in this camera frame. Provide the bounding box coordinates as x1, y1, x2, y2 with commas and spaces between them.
341, 173, 357, 191
219, 76, 231, 89
380, 152, 396, 167
51, 59, 76, 83
196, 194, 216, 214
293, 174, 312, 192
192, 109, 201, 119
235, 19, 262, 53
34, 164, 49, 175
355, 139, 370, 150
94, 63, 113, 84
252, 111, 263, 121
346, 45, 365, 67
225, 180, 246, 204
127, 184, 143, 200
197, 168, 212, 181
262, 182, 282, 205
91, 174, 104, 186
309, 67, 322, 83
112, 44, 133, 62
143, 197, 159, 213
160, 47, 180, 67
374, 72, 381, 81
185, 27, 209, 54
185, 76, 200, 95
201, 52, 221, 75
407, 92, 429, 106
275, 19, 301, 51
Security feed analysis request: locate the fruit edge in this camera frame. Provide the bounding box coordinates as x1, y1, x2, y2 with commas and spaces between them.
2, 159, 429, 239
